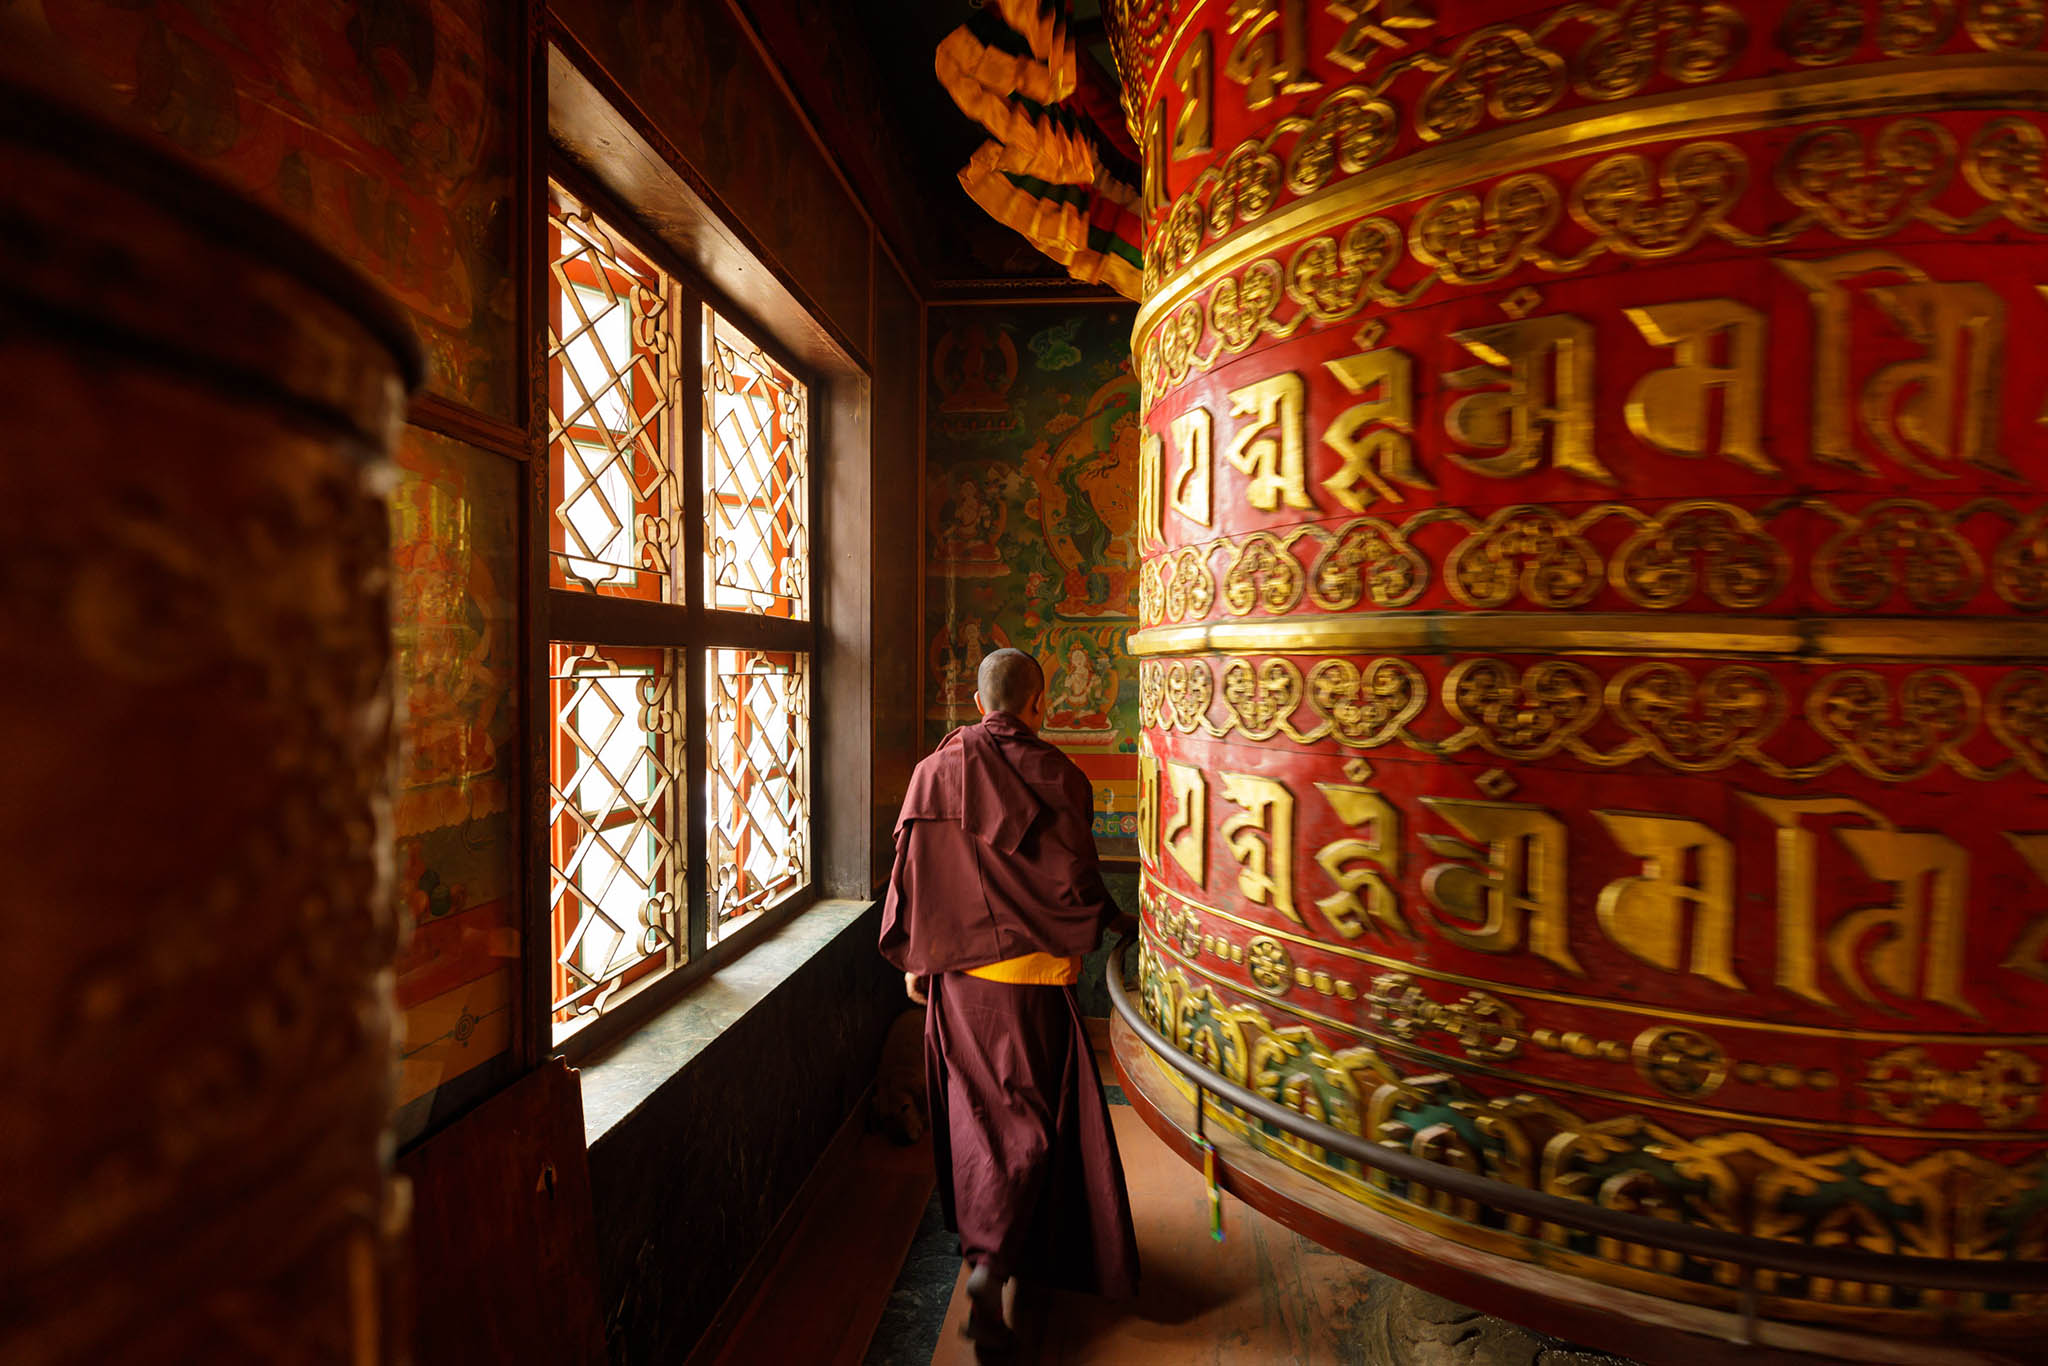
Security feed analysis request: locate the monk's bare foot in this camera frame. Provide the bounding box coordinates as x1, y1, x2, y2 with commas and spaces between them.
963, 1262, 1014, 1351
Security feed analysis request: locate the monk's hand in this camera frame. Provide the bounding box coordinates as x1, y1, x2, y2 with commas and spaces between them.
1106, 913, 1140, 944
904, 972, 928, 1005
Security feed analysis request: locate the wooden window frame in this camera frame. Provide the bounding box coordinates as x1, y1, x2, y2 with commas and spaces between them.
544, 162, 822, 1063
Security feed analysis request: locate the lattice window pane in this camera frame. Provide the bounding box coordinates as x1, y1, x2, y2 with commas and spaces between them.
549, 643, 685, 1039
548, 186, 680, 600
707, 649, 810, 939
705, 308, 809, 619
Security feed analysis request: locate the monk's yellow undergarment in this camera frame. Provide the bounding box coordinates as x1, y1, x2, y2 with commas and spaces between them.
966, 952, 1082, 985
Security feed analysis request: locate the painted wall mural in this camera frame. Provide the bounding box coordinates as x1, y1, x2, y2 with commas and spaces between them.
33, 0, 520, 417
26, 0, 528, 1134
387, 427, 520, 1141
925, 304, 1141, 845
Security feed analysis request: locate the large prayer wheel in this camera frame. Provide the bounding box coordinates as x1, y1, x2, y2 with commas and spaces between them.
0, 27, 419, 1365
1110, 0, 2048, 1358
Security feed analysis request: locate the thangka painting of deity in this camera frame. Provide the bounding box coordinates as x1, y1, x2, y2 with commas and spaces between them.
386, 428, 520, 1137
924, 305, 1141, 847
35, 0, 522, 418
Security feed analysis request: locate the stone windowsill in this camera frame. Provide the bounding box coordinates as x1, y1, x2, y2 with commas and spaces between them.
576, 898, 877, 1148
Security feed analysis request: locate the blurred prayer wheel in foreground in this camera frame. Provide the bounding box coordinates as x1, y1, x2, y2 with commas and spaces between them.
0, 31, 420, 1365
1109, 0, 2048, 1359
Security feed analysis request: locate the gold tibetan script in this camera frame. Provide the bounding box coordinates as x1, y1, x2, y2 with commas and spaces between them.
1444, 315, 1613, 485
1221, 771, 1298, 921
1225, 373, 1315, 511
1174, 33, 1215, 159
1315, 779, 1411, 939
1419, 797, 1582, 973
1139, 429, 1164, 543
1225, 0, 1319, 108
1740, 794, 1974, 1017
1623, 300, 1776, 476
1164, 760, 1209, 884
1327, 0, 1436, 68
1323, 346, 1433, 509
1594, 810, 1743, 991
1777, 252, 2013, 480
2001, 833, 2048, 984
1170, 406, 1214, 525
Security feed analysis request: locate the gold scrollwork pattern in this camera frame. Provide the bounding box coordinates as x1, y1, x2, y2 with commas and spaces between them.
1308, 518, 1430, 609
1221, 530, 1309, 615
1222, 657, 1306, 738
1143, 650, 2048, 779
1139, 115, 2048, 401
1140, 499, 2046, 620
1611, 502, 1787, 609
1807, 667, 1982, 780
1447, 506, 1605, 608
1814, 500, 1985, 611
1133, 947, 2048, 1316
1138, 1, 2048, 295
1442, 659, 1604, 760
1308, 658, 1430, 746
1602, 661, 1788, 771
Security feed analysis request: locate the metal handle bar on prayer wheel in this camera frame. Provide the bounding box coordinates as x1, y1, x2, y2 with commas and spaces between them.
1105, 941, 2048, 1299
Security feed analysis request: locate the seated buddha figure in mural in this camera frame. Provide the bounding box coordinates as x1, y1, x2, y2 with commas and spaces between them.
934, 469, 1005, 568
1042, 646, 1113, 733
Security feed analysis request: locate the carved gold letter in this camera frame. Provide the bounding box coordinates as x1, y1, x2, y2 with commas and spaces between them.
1139, 428, 1163, 544
1313, 780, 1410, 940
1225, 0, 1320, 108
1224, 373, 1314, 511
1419, 797, 1581, 973
1169, 406, 1213, 526
1741, 793, 1975, 1017
1778, 252, 2013, 479
1831, 826, 1975, 1018
1624, 300, 1775, 476
1327, 0, 1435, 69
1173, 33, 1214, 159
1143, 99, 1170, 217
1322, 346, 1433, 509
1163, 760, 1209, 886
1594, 811, 1742, 991
1136, 737, 1160, 870
2001, 832, 2048, 984
1220, 771, 1299, 923
1444, 315, 1611, 486
1863, 278, 2011, 478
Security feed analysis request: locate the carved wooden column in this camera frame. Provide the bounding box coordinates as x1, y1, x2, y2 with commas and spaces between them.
1111, 0, 2048, 1358
0, 34, 420, 1366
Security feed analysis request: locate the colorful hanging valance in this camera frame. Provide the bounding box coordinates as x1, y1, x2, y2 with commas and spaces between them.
935, 0, 1143, 299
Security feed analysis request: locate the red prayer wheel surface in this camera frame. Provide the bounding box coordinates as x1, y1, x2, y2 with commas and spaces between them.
1108, 0, 2048, 1357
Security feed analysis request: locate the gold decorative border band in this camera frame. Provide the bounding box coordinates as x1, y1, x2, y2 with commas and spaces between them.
1145, 923, 2042, 1142
1137, 501, 2048, 627
1132, 54, 2048, 340
1134, 943, 2048, 1330
1127, 612, 2048, 661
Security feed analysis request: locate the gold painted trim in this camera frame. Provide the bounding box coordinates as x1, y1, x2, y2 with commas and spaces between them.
1163, 881, 2048, 1046
1133, 54, 2048, 338
1151, 934, 2026, 1141
1127, 612, 2048, 661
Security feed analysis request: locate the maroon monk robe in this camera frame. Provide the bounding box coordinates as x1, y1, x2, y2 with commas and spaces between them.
880, 711, 1140, 1298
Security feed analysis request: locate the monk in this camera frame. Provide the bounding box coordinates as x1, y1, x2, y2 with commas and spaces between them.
880, 648, 1140, 1349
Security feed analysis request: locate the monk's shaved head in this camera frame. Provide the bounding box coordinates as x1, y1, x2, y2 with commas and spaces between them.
977, 648, 1044, 716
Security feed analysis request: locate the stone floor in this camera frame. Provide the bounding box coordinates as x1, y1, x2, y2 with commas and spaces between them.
715, 1024, 1633, 1366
